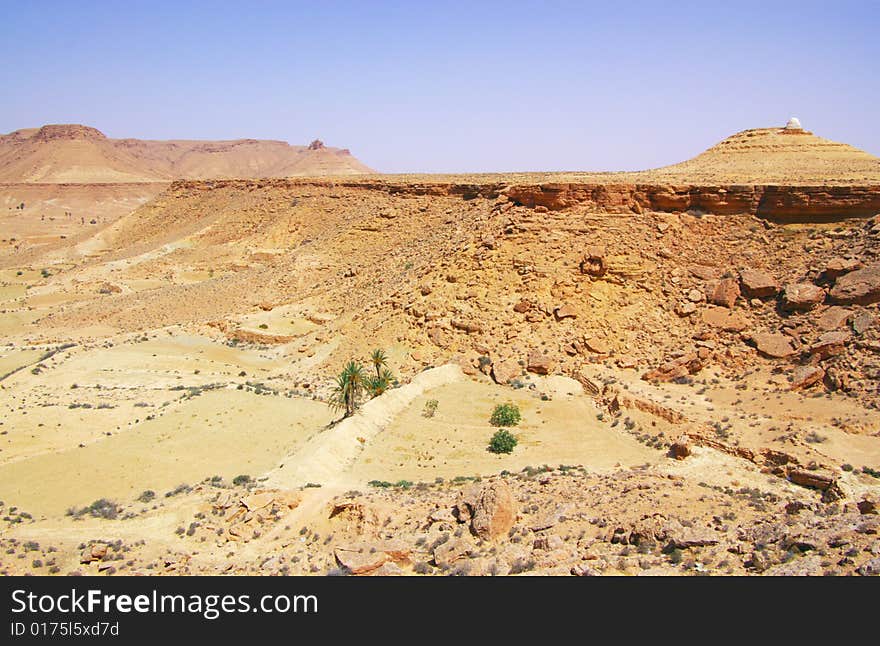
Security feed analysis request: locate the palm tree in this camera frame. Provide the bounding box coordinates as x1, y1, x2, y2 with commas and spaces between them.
366, 367, 396, 398
369, 349, 388, 380
329, 360, 367, 418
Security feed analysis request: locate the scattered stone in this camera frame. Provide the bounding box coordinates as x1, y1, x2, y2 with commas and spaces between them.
512, 299, 531, 313
763, 556, 823, 576
533, 534, 564, 551
527, 351, 554, 375
823, 257, 863, 280
80, 544, 108, 564
702, 305, 750, 332
554, 303, 577, 320
334, 546, 388, 575
642, 353, 703, 382
816, 307, 851, 331
451, 319, 482, 334
851, 311, 875, 335
701, 306, 749, 331
857, 558, 880, 576
584, 337, 611, 354
809, 330, 850, 360
570, 564, 601, 576
749, 332, 797, 358
687, 288, 704, 303
433, 538, 472, 568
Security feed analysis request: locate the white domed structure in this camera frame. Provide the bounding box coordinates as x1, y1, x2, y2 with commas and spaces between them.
784, 117, 803, 130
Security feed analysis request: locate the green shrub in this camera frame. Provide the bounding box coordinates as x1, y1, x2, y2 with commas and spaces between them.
488, 429, 518, 454
490, 403, 521, 427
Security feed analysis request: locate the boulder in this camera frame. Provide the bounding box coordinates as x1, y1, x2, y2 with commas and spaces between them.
668, 438, 691, 460
471, 481, 516, 541
527, 351, 554, 375
809, 330, 850, 360
788, 469, 836, 491
782, 283, 826, 311
790, 365, 825, 390
830, 265, 880, 305
750, 332, 797, 358
858, 496, 877, 515
579, 246, 607, 277
708, 278, 740, 309
491, 358, 521, 385
739, 269, 779, 298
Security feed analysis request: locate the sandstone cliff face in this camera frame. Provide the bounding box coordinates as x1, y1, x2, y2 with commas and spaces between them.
504, 183, 880, 221
255, 178, 879, 222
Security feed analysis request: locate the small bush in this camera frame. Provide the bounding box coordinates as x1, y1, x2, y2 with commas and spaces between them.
490, 403, 521, 427
164, 483, 192, 498
67, 499, 120, 520
488, 429, 518, 454
136, 490, 155, 504
232, 475, 252, 487
423, 399, 439, 418
368, 480, 393, 488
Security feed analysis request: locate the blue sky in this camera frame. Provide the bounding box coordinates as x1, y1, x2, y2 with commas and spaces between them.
1, 1, 878, 173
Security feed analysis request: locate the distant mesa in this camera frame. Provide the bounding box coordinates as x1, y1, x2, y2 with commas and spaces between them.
0, 124, 374, 184
34, 124, 107, 141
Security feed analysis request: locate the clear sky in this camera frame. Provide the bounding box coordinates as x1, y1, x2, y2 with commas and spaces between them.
2, 0, 878, 173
